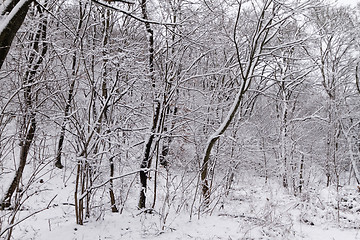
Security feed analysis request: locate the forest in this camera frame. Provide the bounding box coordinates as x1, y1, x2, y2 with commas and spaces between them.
0, 0, 360, 239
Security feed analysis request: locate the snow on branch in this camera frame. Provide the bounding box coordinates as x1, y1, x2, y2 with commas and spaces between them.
91, 0, 178, 26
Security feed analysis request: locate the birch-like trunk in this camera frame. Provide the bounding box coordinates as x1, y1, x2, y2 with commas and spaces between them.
279, 88, 288, 189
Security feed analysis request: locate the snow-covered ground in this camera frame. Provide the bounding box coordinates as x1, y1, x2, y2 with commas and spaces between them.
2, 168, 360, 240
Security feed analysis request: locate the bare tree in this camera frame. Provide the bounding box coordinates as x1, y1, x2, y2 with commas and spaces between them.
305, 5, 356, 187
201, 0, 284, 206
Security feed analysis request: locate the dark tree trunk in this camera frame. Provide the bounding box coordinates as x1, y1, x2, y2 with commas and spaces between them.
1, 4, 47, 209
200, 1, 274, 207
55, 79, 75, 169
109, 157, 118, 212
299, 154, 304, 194
356, 64, 360, 94
55, 0, 86, 169
138, 0, 158, 209
1, 114, 36, 209
0, 0, 33, 69
139, 101, 160, 209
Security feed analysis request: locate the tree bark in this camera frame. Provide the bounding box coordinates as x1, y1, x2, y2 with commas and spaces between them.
0, 0, 33, 69
138, 0, 159, 209
1, 114, 36, 209
109, 157, 118, 212
356, 64, 360, 94
139, 101, 160, 209
1, 4, 47, 208
55, 1, 86, 169
55, 78, 75, 169
200, 1, 273, 206
299, 154, 304, 194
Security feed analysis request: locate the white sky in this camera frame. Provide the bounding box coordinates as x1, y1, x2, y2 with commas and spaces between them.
335, 0, 360, 6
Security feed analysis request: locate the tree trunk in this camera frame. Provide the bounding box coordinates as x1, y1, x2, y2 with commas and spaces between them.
1, 114, 36, 209
0, 0, 32, 69
1, 3, 47, 208
279, 93, 288, 189
200, 1, 274, 207
55, 78, 75, 169
356, 64, 360, 94
298, 154, 304, 194
139, 101, 160, 209
55, 1, 85, 168
109, 157, 118, 212
138, 0, 159, 209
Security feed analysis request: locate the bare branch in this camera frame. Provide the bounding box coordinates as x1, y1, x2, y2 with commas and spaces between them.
0, 195, 57, 237
79, 169, 156, 200
91, 0, 177, 26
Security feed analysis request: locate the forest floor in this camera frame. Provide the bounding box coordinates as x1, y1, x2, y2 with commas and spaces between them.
4, 170, 360, 240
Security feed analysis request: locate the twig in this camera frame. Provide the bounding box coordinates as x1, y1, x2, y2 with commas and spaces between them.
91, 0, 178, 26
0, 195, 57, 237
79, 168, 156, 200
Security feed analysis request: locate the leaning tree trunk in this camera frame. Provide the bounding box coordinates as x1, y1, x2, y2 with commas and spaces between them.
1, 114, 36, 209
1, 3, 48, 208
0, 0, 33, 69
200, 1, 275, 207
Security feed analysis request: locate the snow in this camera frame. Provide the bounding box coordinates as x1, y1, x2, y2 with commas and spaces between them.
3, 168, 360, 240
